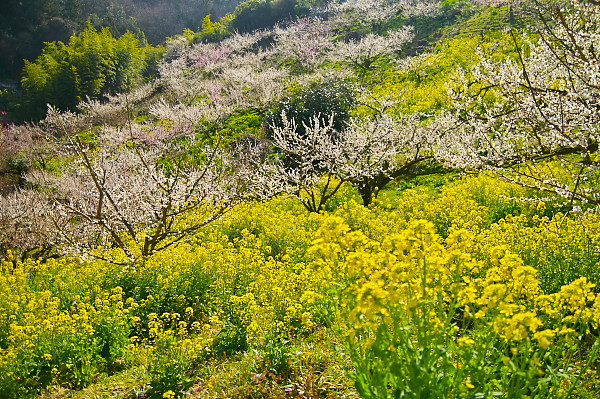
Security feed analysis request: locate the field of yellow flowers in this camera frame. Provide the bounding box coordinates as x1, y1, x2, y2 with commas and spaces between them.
2, 173, 600, 398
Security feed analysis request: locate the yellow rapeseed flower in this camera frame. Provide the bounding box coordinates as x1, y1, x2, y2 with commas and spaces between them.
162, 390, 176, 399
533, 329, 556, 349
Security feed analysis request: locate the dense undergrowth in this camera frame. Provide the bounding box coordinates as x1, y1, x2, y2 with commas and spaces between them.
1, 173, 599, 398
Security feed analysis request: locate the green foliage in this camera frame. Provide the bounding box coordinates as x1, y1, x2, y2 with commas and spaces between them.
267, 78, 357, 135
196, 14, 233, 43
213, 322, 249, 356
147, 331, 197, 398
455, 4, 513, 37
21, 23, 150, 120
230, 0, 302, 33
378, 0, 464, 39
142, 45, 167, 80
214, 108, 264, 146
256, 338, 291, 377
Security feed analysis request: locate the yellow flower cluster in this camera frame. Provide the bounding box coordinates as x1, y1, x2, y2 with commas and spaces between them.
309, 207, 599, 389
1, 171, 599, 396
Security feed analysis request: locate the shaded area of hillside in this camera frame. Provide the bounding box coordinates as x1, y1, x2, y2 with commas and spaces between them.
0, 0, 239, 84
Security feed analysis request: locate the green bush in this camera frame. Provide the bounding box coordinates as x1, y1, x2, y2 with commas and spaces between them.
266, 78, 357, 136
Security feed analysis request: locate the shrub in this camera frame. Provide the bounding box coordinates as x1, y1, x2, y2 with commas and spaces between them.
266, 78, 357, 137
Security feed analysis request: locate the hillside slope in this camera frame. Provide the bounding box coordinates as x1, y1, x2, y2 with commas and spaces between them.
2, 0, 600, 397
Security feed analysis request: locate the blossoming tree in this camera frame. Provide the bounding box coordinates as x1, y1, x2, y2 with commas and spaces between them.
437, 0, 600, 206
249, 110, 435, 212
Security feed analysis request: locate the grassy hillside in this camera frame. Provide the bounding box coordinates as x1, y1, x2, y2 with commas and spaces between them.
2, 0, 600, 397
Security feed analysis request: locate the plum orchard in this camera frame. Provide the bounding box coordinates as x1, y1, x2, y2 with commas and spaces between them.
1, 0, 600, 396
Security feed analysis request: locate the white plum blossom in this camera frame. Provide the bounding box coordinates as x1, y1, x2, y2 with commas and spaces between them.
436, 0, 600, 204
26, 141, 243, 263
268, 113, 346, 213
253, 111, 434, 211
157, 30, 291, 114
206, 65, 289, 108
273, 18, 334, 69
148, 98, 232, 125
79, 83, 156, 125
0, 189, 65, 262
328, 0, 441, 29
328, 27, 414, 71
339, 113, 433, 204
